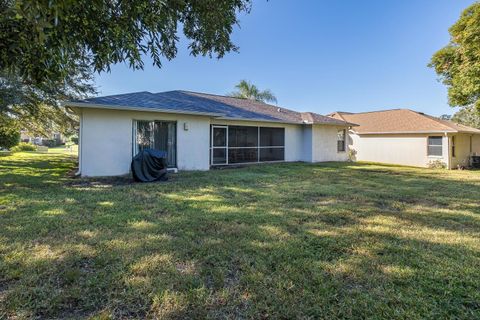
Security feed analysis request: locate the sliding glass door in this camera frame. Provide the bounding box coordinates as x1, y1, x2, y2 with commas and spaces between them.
210, 125, 285, 165
134, 120, 177, 167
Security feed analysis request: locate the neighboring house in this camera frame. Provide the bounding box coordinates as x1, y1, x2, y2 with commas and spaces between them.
65, 91, 356, 177
20, 130, 65, 146
329, 109, 480, 169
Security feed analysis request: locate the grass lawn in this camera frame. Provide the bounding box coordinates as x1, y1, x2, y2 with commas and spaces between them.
1, 152, 480, 319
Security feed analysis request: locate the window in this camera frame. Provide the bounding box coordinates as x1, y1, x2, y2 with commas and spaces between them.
260, 127, 285, 161
337, 129, 346, 152
134, 120, 177, 167
427, 136, 443, 156
210, 125, 285, 165
451, 136, 456, 158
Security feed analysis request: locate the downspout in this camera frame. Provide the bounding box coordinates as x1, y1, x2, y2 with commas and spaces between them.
445, 132, 451, 170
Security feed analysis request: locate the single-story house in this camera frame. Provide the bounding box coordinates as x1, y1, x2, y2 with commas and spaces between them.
65, 91, 356, 177
329, 109, 480, 169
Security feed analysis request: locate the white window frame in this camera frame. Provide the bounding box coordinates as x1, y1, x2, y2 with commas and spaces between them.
427, 136, 443, 157
211, 125, 228, 165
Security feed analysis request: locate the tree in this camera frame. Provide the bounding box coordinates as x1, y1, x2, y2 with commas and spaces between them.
0, 116, 20, 149
0, 0, 252, 85
228, 80, 277, 104
429, 2, 480, 112
0, 61, 96, 137
451, 106, 480, 129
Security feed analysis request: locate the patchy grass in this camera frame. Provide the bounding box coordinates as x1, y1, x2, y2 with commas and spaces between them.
1, 152, 480, 319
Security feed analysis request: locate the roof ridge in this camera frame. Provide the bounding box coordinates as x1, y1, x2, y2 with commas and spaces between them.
93, 91, 153, 98
339, 108, 404, 115
178, 90, 278, 106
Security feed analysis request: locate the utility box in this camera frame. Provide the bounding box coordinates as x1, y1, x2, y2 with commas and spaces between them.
471, 156, 480, 169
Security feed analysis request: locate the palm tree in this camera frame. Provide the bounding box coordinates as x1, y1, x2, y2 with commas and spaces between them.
228, 80, 277, 104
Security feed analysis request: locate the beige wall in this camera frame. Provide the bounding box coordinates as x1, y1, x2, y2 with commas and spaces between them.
474, 135, 480, 155
312, 125, 349, 162
349, 133, 449, 168
449, 133, 480, 168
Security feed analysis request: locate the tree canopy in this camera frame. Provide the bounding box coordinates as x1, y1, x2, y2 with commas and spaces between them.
0, 0, 251, 85
0, 62, 96, 137
0, 116, 20, 149
1, 0, 251, 135
228, 80, 277, 104
429, 2, 480, 112
452, 105, 480, 129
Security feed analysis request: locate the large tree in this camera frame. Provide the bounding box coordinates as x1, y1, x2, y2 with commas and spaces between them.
429, 2, 480, 112
0, 61, 96, 137
0, 0, 252, 85
1, 0, 250, 134
228, 80, 277, 103
452, 105, 480, 129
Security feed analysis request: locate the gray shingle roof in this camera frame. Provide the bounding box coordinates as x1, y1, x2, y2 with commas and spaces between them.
69, 90, 353, 126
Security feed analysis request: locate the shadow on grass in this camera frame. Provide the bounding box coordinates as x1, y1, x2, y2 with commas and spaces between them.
1, 154, 479, 318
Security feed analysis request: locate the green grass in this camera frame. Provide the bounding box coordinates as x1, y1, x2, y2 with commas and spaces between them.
1, 152, 480, 319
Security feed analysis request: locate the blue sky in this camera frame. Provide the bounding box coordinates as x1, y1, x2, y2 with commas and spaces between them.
95, 0, 475, 116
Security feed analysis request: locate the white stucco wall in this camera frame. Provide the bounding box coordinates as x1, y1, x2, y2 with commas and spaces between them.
78, 108, 352, 177
79, 108, 211, 176
348, 133, 449, 168
311, 125, 349, 162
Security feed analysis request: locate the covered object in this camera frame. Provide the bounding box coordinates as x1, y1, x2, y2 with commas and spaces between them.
131, 149, 168, 182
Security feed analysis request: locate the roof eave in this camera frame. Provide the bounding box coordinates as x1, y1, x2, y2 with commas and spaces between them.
352, 130, 457, 135
63, 102, 224, 117
214, 116, 300, 124
311, 121, 359, 127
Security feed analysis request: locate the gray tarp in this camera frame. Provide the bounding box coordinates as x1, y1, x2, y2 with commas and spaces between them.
131, 149, 168, 182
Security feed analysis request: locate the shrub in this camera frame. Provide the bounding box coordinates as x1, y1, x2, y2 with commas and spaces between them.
11, 142, 37, 152
42, 139, 57, 148
348, 148, 357, 161
0, 123, 20, 149
70, 136, 79, 144
427, 160, 447, 169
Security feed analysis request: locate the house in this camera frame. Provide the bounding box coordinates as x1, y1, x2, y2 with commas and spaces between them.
20, 130, 65, 146
65, 91, 356, 177
329, 109, 480, 169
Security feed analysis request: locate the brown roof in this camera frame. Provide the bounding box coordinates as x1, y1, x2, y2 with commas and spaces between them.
185, 91, 355, 126
330, 109, 480, 134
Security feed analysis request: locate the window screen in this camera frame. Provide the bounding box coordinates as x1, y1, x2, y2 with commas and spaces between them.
451, 136, 456, 157
210, 125, 285, 165
260, 127, 285, 146
228, 148, 258, 163
260, 148, 284, 161
427, 136, 443, 156
337, 129, 346, 152
228, 126, 258, 147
